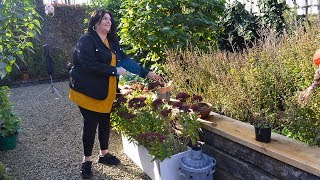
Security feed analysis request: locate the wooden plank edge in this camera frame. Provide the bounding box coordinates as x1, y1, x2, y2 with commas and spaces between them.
200, 112, 320, 177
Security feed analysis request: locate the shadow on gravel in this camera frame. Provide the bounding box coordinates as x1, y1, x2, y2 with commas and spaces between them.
0, 81, 151, 180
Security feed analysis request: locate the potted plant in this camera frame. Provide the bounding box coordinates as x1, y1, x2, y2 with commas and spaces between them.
173, 92, 212, 119
254, 120, 272, 143
148, 80, 172, 102
111, 82, 202, 179
19, 65, 30, 80
251, 111, 274, 143
0, 86, 21, 151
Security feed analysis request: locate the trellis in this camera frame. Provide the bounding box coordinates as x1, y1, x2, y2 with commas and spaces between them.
42, 0, 320, 16
228, 0, 320, 15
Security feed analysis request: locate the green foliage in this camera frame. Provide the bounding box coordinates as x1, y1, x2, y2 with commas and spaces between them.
165, 26, 320, 146
118, 73, 147, 86
217, 1, 260, 52
111, 83, 201, 161
0, 163, 12, 180
89, 0, 123, 21
0, 0, 41, 79
0, 86, 20, 137
118, 0, 225, 70
280, 97, 320, 145
260, 0, 287, 33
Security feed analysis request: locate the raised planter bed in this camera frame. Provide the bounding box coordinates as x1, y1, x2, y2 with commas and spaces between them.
122, 135, 189, 180
199, 112, 320, 179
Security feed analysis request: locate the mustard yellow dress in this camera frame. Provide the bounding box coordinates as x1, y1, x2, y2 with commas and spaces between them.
69, 39, 116, 113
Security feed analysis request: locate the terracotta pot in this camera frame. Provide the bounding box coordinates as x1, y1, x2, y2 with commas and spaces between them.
157, 86, 171, 102
157, 86, 171, 93
20, 66, 30, 80
191, 102, 212, 119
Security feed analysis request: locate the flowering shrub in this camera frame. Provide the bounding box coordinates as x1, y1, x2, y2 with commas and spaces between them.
165, 27, 320, 146
111, 84, 202, 161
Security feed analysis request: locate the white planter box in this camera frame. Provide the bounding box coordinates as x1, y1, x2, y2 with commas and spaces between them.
122, 135, 189, 180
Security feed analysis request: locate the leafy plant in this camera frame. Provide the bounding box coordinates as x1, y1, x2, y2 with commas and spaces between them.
250, 110, 276, 129
280, 97, 320, 146
217, 1, 260, 52
111, 82, 201, 161
0, 0, 41, 79
260, 0, 287, 34
0, 163, 12, 180
118, 0, 225, 70
89, 0, 123, 22
0, 86, 20, 137
118, 73, 147, 86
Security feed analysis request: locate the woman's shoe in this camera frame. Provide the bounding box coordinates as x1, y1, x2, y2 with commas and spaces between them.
81, 161, 92, 179
98, 153, 120, 166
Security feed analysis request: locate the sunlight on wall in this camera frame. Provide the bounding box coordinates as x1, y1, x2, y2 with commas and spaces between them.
43, 0, 91, 5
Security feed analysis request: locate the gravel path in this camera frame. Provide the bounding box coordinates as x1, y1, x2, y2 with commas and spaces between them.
0, 81, 151, 180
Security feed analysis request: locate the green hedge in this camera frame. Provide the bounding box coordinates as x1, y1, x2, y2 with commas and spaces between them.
2, 4, 88, 84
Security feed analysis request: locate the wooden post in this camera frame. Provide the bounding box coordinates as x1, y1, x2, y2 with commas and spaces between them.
305, 0, 309, 17
318, 0, 320, 19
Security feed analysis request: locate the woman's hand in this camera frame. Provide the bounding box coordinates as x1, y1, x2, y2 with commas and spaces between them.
314, 68, 320, 81
116, 67, 127, 76
146, 72, 164, 83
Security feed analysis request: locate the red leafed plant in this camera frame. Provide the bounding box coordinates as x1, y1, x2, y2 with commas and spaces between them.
111, 83, 201, 161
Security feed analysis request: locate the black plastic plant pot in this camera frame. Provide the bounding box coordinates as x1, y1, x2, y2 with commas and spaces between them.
254, 126, 271, 143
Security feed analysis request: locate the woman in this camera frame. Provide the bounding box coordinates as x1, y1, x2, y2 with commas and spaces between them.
69, 10, 163, 179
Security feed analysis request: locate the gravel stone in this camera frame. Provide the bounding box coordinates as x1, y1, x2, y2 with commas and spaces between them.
0, 81, 151, 180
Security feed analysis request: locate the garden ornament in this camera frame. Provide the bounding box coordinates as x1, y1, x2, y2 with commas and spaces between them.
179, 146, 216, 180
45, 4, 55, 17
298, 49, 320, 106
313, 49, 320, 66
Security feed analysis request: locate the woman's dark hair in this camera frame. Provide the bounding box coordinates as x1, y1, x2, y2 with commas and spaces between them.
88, 10, 119, 44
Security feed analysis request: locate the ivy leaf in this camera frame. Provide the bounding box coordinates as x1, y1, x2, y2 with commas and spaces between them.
5, 64, 12, 73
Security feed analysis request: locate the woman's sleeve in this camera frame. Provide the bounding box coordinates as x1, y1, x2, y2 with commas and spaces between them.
76, 35, 117, 76
117, 57, 149, 78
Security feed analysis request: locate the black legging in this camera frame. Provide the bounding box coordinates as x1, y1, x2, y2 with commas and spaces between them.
79, 106, 111, 157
